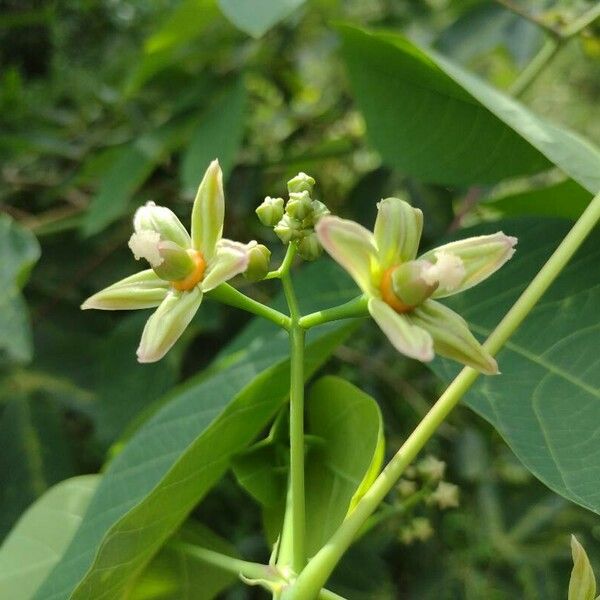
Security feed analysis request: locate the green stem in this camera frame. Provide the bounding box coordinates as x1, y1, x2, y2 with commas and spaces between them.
279, 243, 306, 574
509, 38, 561, 98
561, 3, 600, 38
172, 542, 274, 581
266, 242, 298, 279
208, 283, 291, 330
299, 295, 369, 329
284, 190, 600, 599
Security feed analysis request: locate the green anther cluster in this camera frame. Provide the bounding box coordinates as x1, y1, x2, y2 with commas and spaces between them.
255, 172, 330, 261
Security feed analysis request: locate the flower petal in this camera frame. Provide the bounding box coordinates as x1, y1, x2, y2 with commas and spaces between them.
137, 287, 203, 363
81, 270, 169, 310
420, 232, 517, 298
409, 300, 498, 374
368, 297, 433, 361
191, 159, 224, 260
201, 239, 249, 292
374, 198, 423, 268
316, 216, 378, 295
133, 201, 191, 248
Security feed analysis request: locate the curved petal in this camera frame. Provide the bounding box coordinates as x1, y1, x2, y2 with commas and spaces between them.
420, 232, 517, 298
191, 160, 224, 260
409, 300, 498, 374
201, 239, 249, 292
374, 198, 423, 268
133, 201, 191, 248
316, 216, 378, 295
137, 287, 203, 363
368, 298, 433, 361
81, 270, 169, 311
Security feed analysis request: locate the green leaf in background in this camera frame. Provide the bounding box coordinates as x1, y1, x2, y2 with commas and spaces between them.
339, 26, 600, 192
233, 376, 383, 558
436, 3, 543, 69
426, 218, 600, 516
569, 535, 597, 600
180, 78, 247, 196
486, 178, 592, 220
82, 115, 199, 237
0, 475, 99, 600
0, 214, 40, 365
33, 262, 358, 600
0, 395, 77, 539
130, 521, 238, 600
218, 0, 306, 38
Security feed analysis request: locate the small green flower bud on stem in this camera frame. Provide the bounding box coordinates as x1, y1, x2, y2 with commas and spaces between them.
256, 196, 285, 227
287, 172, 315, 195
244, 242, 271, 281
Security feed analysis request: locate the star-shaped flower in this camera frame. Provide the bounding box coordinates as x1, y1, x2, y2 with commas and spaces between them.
82, 160, 249, 363
316, 198, 517, 374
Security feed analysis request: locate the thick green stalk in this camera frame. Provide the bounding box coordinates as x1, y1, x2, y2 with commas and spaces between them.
172, 542, 274, 580
299, 295, 369, 329
284, 191, 600, 599
208, 283, 291, 329
280, 243, 306, 574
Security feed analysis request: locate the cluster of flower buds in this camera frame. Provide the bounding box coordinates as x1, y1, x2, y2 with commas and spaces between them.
393, 454, 460, 545
255, 172, 330, 261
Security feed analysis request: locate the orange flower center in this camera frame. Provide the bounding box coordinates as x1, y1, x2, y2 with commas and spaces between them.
171, 250, 206, 291
379, 266, 413, 313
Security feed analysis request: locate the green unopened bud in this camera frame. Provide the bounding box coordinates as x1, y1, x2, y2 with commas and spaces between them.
128, 232, 195, 282
274, 214, 302, 244
256, 196, 285, 227
286, 191, 313, 220
391, 260, 438, 308
310, 199, 330, 222
244, 242, 271, 281
287, 172, 315, 195
133, 202, 191, 248
298, 232, 322, 261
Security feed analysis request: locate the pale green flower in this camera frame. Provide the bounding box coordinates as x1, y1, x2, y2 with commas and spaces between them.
82, 160, 249, 363
316, 197, 517, 374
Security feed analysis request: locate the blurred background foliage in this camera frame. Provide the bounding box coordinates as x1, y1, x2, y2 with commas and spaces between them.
1, 0, 599, 598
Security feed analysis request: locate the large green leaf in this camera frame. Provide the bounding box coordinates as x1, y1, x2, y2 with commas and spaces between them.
233, 376, 383, 557
339, 25, 600, 192
0, 214, 40, 365
425, 218, 600, 515
486, 178, 592, 220
218, 0, 306, 38
0, 475, 99, 600
304, 376, 384, 556
129, 521, 238, 600
34, 262, 358, 599
180, 78, 247, 196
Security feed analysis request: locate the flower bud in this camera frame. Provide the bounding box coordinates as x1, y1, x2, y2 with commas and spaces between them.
298, 232, 322, 261
287, 172, 315, 195
286, 191, 313, 220
244, 241, 271, 282
256, 196, 285, 227
133, 201, 191, 248
274, 214, 303, 244
397, 479, 417, 497
411, 517, 434, 541
310, 199, 330, 223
